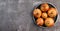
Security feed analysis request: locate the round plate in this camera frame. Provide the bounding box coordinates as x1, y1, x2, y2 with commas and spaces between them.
32, 2, 58, 28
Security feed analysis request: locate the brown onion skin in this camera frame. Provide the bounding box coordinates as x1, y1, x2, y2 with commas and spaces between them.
48, 8, 57, 17
45, 18, 54, 27
36, 18, 44, 26
40, 3, 49, 12
33, 9, 42, 18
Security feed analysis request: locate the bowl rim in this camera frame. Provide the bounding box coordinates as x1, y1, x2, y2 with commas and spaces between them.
32, 2, 58, 28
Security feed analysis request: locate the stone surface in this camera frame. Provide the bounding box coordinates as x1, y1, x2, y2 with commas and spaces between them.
0, 0, 60, 31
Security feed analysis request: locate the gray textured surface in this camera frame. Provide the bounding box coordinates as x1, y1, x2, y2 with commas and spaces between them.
0, 0, 60, 31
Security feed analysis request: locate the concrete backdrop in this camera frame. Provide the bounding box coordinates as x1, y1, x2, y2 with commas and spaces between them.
0, 0, 60, 31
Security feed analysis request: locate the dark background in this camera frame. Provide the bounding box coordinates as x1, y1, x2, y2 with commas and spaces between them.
0, 0, 60, 31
